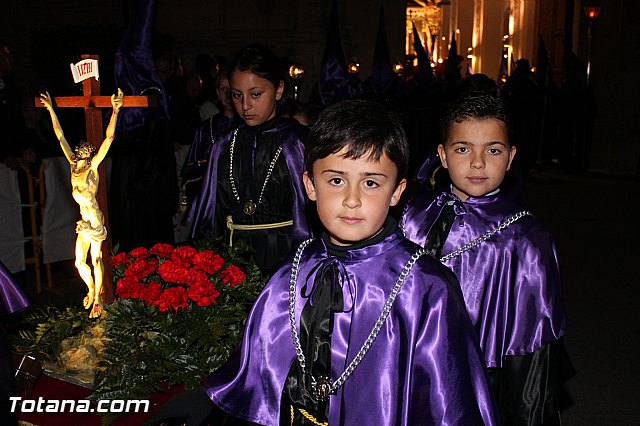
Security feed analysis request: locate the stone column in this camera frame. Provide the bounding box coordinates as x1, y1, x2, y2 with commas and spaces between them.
473, 0, 509, 79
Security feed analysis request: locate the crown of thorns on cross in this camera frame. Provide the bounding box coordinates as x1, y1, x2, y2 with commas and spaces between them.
72, 142, 96, 161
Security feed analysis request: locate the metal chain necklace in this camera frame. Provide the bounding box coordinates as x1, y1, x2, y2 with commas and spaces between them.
439, 210, 532, 262
209, 114, 216, 144
289, 239, 427, 401
228, 128, 283, 215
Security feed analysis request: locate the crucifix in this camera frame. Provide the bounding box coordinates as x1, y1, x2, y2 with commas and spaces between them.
36, 54, 154, 315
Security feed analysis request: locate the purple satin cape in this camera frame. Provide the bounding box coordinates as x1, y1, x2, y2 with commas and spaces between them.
0, 261, 30, 315
203, 231, 498, 425
402, 189, 567, 368
189, 118, 310, 244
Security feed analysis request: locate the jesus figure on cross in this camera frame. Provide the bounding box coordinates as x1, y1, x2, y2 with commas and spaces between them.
40, 88, 124, 318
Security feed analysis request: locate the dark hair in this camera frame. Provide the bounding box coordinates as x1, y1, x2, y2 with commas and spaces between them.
291, 103, 324, 127
227, 44, 288, 99
73, 141, 96, 160
460, 73, 498, 97
441, 91, 511, 145
305, 99, 409, 184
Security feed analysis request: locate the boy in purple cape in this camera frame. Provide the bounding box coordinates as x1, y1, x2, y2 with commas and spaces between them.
402, 91, 573, 425
200, 100, 498, 425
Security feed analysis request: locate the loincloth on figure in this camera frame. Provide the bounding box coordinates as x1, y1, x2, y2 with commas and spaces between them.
76, 220, 107, 242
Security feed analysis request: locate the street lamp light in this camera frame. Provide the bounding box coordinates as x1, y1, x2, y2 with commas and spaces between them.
583, 6, 601, 19
581, 5, 601, 172
347, 58, 360, 75
393, 60, 404, 75
288, 64, 305, 101
583, 6, 601, 86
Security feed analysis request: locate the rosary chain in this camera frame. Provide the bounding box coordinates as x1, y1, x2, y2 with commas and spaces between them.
209, 115, 215, 144
439, 210, 532, 262
228, 128, 283, 205
289, 239, 426, 396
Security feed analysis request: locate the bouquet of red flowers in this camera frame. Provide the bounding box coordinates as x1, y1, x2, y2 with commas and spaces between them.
93, 241, 265, 402
112, 243, 247, 312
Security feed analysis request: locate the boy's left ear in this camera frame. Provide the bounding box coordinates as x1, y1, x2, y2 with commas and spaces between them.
302, 171, 317, 201
275, 80, 285, 101
506, 146, 517, 170
390, 178, 407, 206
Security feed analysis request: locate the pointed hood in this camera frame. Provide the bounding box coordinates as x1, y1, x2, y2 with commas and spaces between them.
318, 0, 363, 105
412, 21, 435, 86
115, 0, 170, 132
445, 31, 461, 81
369, 5, 397, 94
412, 22, 429, 73
535, 36, 551, 88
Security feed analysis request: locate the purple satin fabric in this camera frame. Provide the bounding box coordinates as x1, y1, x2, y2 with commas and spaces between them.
183, 115, 236, 170
0, 261, 30, 315
402, 190, 567, 368
189, 118, 311, 244
416, 151, 440, 185
204, 231, 499, 425
114, 0, 171, 133
318, 60, 365, 106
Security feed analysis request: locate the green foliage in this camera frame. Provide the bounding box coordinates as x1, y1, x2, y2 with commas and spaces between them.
13, 305, 94, 362
13, 240, 266, 406
91, 240, 265, 401
92, 281, 262, 401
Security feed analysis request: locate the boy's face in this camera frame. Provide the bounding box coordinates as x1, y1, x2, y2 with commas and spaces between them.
438, 118, 516, 201
303, 147, 406, 246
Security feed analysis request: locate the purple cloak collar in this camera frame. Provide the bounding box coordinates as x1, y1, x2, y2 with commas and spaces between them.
402, 189, 567, 367
203, 231, 498, 425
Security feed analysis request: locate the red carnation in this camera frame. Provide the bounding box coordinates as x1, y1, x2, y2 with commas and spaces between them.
140, 281, 163, 307
116, 276, 143, 300
171, 246, 198, 268
187, 279, 220, 307
150, 243, 174, 259
192, 250, 224, 274
157, 260, 190, 285
220, 265, 246, 287
129, 247, 149, 259
184, 270, 209, 287
112, 252, 130, 267
158, 286, 188, 312
124, 258, 158, 280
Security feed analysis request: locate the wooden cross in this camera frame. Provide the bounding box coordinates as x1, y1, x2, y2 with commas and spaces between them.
35, 54, 155, 303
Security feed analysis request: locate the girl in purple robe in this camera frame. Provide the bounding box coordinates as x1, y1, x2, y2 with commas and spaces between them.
402, 92, 573, 425
190, 45, 312, 273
